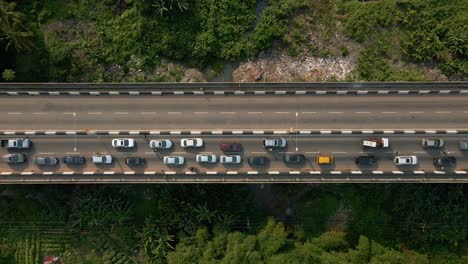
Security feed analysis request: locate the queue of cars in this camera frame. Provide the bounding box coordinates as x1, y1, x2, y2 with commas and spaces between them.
1, 137, 467, 170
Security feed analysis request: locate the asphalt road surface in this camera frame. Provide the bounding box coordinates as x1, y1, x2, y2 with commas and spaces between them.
1, 135, 466, 174
0, 95, 467, 131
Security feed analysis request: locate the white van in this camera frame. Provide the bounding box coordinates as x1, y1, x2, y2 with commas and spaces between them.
362, 138, 389, 148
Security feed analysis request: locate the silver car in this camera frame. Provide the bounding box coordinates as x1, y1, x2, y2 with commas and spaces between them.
220, 155, 242, 164
180, 138, 203, 148
150, 139, 173, 150
92, 154, 113, 164
33, 156, 58, 166
164, 156, 185, 165
394, 156, 418, 165
196, 154, 217, 163
460, 141, 468, 151
421, 139, 444, 148
112, 138, 135, 148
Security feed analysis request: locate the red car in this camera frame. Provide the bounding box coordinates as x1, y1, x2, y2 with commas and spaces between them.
221, 143, 242, 152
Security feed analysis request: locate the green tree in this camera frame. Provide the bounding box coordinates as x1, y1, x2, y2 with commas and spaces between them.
2, 68, 15, 80
0, 0, 34, 53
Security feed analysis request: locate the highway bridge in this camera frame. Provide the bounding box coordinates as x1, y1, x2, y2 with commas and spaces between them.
0, 82, 467, 183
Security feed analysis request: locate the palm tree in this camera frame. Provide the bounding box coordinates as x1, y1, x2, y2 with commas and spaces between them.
193, 203, 217, 224
151, 0, 189, 17
0, 0, 34, 53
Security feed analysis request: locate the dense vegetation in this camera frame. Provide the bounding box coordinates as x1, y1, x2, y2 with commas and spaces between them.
1, 0, 466, 82
0, 184, 466, 263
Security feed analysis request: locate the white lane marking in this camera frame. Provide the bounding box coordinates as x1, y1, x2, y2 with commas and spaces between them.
38, 152, 54, 155
220, 112, 235, 114
355, 111, 370, 114
168, 112, 181, 114
7, 112, 22, 115
251, 152, 266, 154
114, 112, 128, 115
435, 111, 451, 114
141, 112, 156, 115
332, 151, 347, 154
328, 112, 343, 114
409, 111, 424, 114
301, 112, 317, 114
305, 151, 320, 154
88, 112, 102, 115
194, 112, 208, 114
382, 112, 397, 114
33, 112, 48, 115
248, 112, 263, 114
248, 171, 258, 174
275, 112, 289, 114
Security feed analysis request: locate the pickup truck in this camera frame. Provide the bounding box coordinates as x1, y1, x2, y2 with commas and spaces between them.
362, 138, 389, 148
0, 138, 31, 149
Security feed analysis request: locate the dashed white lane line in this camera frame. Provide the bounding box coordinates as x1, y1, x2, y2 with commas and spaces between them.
355, 112, 370, 114
220, 112, 236, 114
328, 112, 343, 114
382, 112, 397, 114
409, 111, 424, 114
7, 112, 22, 115
248, 112, 263, 114
305, 151, 320, 154
114, 112, 128, 115
275, 112, 290, 114
301, 112, 317, 114
194, 112, 209, 114
168, 112, 181, 114
38, 152, 55, 155
141, 112, 156, 115
33, 112, 48, 115
88, 112, 102, 115
435, 111, 451, 114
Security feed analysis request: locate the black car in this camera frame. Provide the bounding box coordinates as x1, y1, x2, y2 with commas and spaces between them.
248, 156, 269, 166
126, 157, 146, 166
433, 156, 456, 167
283, 154, 306, 164
62, 155, 85, 165
355, 155, 377, 165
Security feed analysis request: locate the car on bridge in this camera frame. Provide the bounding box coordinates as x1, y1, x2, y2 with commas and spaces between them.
283, 154, 305, 164
63, 155, 85, 165
394, 156, 418, 165
263, 138, 287, 148
126, 157, 146, 166
317, 155, 334, 165
2, 154, 26, 164
433, 156, 456, 168
196, 154, 217, 163
362, 138, 389, 148
92, 154, 113, 164
181, 138, 203, 148
150, 139, 173, 150
112, 138, 135, 148
164, 156, 185, 165
33, 156, 58, 166
220, 155, 241, 164
248, 156, 269, 166
421, 138, 444, 148
221, 143, 242, 153
460, 141, 468, 151
354, 155, 377, 165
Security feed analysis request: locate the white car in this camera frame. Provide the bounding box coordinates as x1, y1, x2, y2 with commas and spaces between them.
263, 138, 287, 148
92, 154, 113, 164
362, 138, 389, 148
112, 138, 135, 148
220, 155, 242, 164
181, 138, 204, 148
164, 156, 185, 165
394, 156, 418, 165
150, 139, 173, 150
196, 154, 217, 163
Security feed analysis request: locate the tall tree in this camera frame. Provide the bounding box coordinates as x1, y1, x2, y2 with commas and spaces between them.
0, 0, 34, 53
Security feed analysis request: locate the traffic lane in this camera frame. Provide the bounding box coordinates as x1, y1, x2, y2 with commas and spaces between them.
1, 95, 468, 130
1, 109, 468, 130
0, 135, 467, 172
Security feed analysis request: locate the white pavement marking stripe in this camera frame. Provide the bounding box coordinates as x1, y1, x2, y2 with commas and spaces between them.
289, 171, 301, 175
404, 130, 416, 134
433, 171, 445, 174
109, 131, 119, 135
89, 92, 100, 95
104, 171, 115, 175
232, 131, 243, 134
45, 131, 56, 135
8, 112, 21, 115
4, 131, 15, 135
419, 90, 429, 94
362, 130, 374, 134
398, 90, 409, 94
129, 131, 140, 135
191, 131, 201, 135
193, 91, 204, 95
268, 171, 280, 174
372, 171, 384, 174
214, 91, 224, 95
49, 92, 60, 95
28, 92, 40, 95
83, 172, 95, 175
301, 111, 317, 114
227, 171, 238, 175
425, 130, 437, 134
25, 131, 36, 135
435, 111, 451, 114
66, 131, 76, 135
7, 92, 19, 95
170, 131, 181, 135
275, 112, 289, 114
235, 91, 245, 95
42, 172, 54, 175
330, 171, 342, 174
165, 171, 177, 175
328, 111, 343, 114
316, 91, 327, 94
124, 171, 135, 175
174, 91, 184, 95
150, 131, 160, 135
247, 171, 258, 175
455, 171, 467, 174
129, 91, 140, 95
413, 171, 425, 174
341, 130, 352, 134
383, 130, 395, 134
320, 130, 332, 134
144, 171, 156, 175
460, 90, 468, 94
212, 131, 223, 135
296, 91, 306, 95
377, 90, 389, 94
300, 130, 311, 134
255, 91, 266, 94
446, 130, 458, 134
1, 172, 12, 175
275, 91, 286, 95
185, 171, 196, 174
351, 171, 362, 174
253, 131, 264, 134
63, 171, 74, 175
109, 91, 119, 95
392, 171, 404, 174
21, 172, 34, 175
206, 171, 217, 175
194, 112, 208, 114
409, 111, 424, 114
357, 91, 368, 94
151, 91, 162, 95
439, 90, 451, 94
310, 171, 321, 174
274, 130, 287, 134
